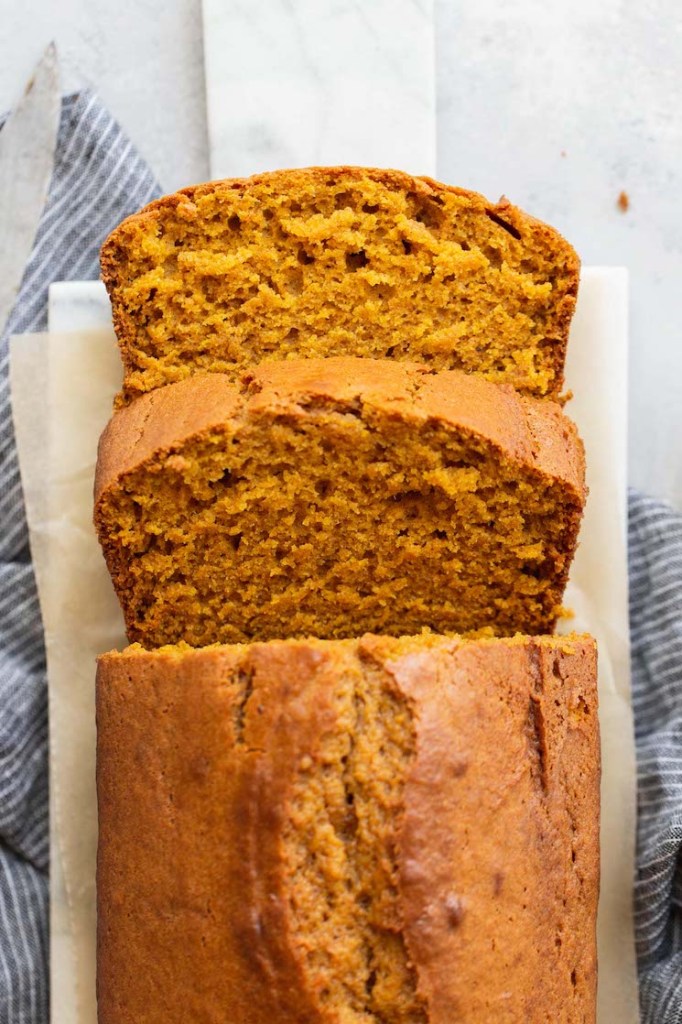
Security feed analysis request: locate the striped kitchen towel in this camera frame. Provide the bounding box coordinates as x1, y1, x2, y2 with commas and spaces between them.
0, 90, 159, 1024
630, 493, 682, 1021
0, 90, 681, 1024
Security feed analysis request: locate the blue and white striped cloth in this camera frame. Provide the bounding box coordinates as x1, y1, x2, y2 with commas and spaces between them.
0, 91, 158, 1024
630, 494, 682, 1021
0, 91, 680, 1024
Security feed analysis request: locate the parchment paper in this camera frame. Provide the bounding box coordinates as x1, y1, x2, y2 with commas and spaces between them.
9, 267, 639, 1024
10, 328, 125, 1024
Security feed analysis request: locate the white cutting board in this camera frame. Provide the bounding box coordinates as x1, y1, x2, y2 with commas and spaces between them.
202, 0, 437, 179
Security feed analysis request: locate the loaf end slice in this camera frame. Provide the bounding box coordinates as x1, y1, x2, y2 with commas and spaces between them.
96, 632, 599, 1024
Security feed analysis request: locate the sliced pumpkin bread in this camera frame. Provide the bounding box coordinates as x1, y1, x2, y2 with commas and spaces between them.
94, 357, 585, 647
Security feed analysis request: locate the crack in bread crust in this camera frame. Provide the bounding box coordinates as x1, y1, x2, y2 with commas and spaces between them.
278, 653, 426, 1022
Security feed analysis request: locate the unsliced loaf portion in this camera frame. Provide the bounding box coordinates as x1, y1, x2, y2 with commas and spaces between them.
97, 632, 600, 1024
100, 166, 580, 403
94, 358, 586, 647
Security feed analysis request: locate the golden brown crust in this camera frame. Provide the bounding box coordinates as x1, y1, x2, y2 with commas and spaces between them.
379, 635, 600, 1020
94, 371, 241, 500
96, 633, 599, 1024
94, 356, 585, 503
100, 166, 580, 402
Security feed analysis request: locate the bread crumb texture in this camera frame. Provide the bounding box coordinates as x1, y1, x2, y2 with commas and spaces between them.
96, 633, 599, 1023
94, 359, 586, 647
100, 167, 579, 403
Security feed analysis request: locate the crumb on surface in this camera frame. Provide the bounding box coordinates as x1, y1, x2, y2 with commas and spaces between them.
617, 191, 630, 213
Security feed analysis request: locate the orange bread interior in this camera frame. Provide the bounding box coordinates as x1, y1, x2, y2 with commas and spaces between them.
101, 167, 579, 404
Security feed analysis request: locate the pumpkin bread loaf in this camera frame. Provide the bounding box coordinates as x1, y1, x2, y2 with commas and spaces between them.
100, 166, 579, 404
94, 357, 586, 648
97, 632, 599, 1024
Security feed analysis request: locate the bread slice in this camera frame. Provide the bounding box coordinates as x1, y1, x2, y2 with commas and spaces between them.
94, 357, 585, 647
100, 166, 580, 404
97, 632, 599, 1024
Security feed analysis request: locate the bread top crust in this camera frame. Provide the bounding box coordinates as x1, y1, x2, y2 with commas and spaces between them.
96, 633, 599, 1024
94, 356, 586, 503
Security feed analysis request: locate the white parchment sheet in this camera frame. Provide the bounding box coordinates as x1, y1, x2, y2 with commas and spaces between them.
9, 267, 639, 1024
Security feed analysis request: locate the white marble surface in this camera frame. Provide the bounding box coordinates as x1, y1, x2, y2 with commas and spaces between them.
203, 0, 436, 178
